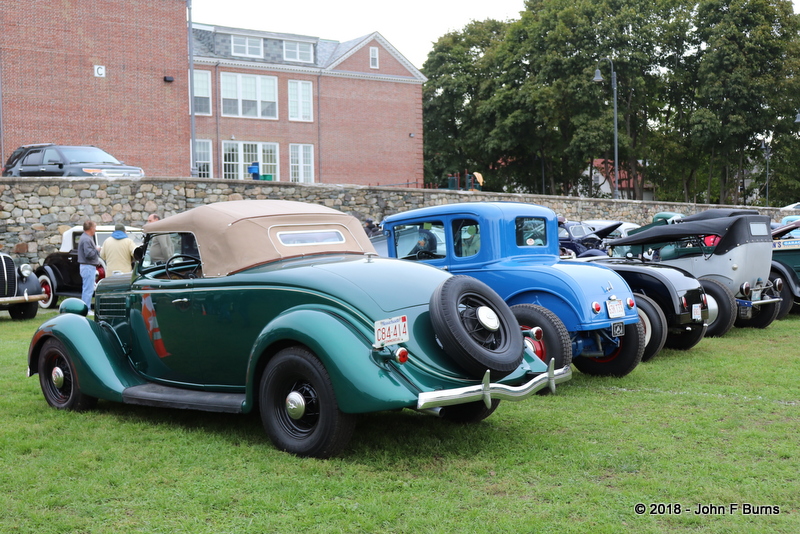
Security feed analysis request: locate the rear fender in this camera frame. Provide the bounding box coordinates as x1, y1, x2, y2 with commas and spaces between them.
506, 289, 582, 330
246, 307, 420, 414
771, 260, 800, 298
28, 313, 143, 402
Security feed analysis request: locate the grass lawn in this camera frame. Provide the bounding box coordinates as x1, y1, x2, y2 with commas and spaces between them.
1, 309, 798, 533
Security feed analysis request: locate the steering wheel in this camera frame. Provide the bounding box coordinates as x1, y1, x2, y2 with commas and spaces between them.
164, 254, 201, 279
416, 250, 436, 260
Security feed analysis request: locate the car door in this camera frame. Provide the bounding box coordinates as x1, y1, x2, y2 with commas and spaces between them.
18, 149, 45, 177
128, 232, 205, 384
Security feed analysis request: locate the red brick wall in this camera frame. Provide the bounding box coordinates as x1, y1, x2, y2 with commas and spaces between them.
318, 76, 423, 186
335, 39, 414, 77
0, 0, 190, 177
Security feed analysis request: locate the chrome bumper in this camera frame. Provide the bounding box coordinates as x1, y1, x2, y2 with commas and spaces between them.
417, 359, 572, 410
0, 292, 47, 305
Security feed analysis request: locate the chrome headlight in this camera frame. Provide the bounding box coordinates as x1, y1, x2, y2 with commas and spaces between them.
19, 263, 33, 278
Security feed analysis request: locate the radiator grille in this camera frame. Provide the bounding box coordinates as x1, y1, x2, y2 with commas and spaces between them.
1, 255, 17, 298
96, 294, 127, 319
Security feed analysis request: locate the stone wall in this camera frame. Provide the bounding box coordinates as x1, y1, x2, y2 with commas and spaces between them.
0, 177, 793, 268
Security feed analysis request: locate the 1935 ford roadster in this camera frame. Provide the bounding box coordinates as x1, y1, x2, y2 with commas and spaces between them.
27, 200, 571, 458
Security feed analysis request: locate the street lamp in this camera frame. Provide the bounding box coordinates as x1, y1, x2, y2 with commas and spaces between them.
761, 140, 771, 207
593, 58, 620, 199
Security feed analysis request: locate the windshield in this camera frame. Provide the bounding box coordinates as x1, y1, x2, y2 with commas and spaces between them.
59, 147, 121, 165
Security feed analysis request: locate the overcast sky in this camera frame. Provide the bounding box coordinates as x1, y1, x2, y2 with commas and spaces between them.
191, 0, 800, 69
190, 0, 528, 69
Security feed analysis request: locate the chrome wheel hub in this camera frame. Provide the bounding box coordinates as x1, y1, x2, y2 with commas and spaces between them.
285, 391, 306, 420
476, 306, 500, 331
51, 366, 65, 389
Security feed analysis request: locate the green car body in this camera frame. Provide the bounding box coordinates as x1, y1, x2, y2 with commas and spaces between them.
28, 200, 570, 457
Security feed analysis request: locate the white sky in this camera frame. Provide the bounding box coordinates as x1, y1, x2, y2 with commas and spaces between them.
191, 0, 800, 69
190, 0, 528, 69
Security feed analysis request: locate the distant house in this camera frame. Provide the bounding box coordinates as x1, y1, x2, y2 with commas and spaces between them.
0, 0, 425, 185
191, 24, 426, 184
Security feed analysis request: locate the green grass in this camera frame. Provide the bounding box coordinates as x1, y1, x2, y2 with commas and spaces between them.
1, 310, 798, 533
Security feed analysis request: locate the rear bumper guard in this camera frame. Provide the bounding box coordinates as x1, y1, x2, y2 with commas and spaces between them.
417, 359, 572, 410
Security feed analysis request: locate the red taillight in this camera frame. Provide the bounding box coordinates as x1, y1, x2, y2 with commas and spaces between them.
740, 282, 751, 298
702, 293, 708, 307
591, 302, 602, 314
530, 326, 543, 341
394, 347, 409, 364
626, 297, 635, 309
681, 296, 688, 310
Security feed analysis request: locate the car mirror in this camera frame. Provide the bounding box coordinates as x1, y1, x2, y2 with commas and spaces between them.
133, 245, 144, 262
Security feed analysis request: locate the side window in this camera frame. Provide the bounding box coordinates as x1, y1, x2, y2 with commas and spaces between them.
453, 219, 481, 257
393, 221, 445, 260
22, 149, 43, 166
142, 233, 179, 267
516, 217, 547, 246
43, 148, 62, 164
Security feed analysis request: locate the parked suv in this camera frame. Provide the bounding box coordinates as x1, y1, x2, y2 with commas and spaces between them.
2, 144, 144, 177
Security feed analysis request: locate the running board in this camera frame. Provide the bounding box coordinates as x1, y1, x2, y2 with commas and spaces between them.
122, 383, 245, 413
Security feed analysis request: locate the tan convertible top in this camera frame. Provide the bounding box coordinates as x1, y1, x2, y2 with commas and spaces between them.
143, 200, 377, 277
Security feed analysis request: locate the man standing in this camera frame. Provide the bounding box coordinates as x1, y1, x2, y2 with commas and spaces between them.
146, 213, 173, 264
77, 220, 100, 312
100, 223, 137, 273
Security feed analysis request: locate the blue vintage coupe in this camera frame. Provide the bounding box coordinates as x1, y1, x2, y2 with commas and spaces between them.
377, 202, 645, 377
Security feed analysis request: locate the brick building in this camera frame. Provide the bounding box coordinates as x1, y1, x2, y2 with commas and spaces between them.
0, 0, 190, 177
0, 1, 426, 185
191, 24, 426, 185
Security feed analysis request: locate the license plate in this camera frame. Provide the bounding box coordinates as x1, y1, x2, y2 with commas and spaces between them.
374, 315, 409, 347
692, 303, 702, 321
611, 321, 625, 336
606, 299, 625, 318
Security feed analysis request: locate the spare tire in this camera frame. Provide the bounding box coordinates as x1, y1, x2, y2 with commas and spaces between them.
429, 276, 523, 380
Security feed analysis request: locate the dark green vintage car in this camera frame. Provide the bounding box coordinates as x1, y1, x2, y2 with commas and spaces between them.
28, 200, 571, 457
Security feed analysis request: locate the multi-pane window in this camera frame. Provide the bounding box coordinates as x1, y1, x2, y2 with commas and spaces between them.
284, 41, 313, 62
221, 73, 277, 118
193, 140, 212, 178
222, 141, 279, 180
289, 144, 314, 183
370, 47, 379, 69
288, 80, 313, 121
193, 70, 211, 115
231, 35, 263, 58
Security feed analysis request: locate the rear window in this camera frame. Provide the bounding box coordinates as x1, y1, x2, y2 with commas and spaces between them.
749, 222, 769, 236
277, 230, 345, 246
516, 217, 548, 246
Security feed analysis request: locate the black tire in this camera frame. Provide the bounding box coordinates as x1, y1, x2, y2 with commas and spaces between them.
8, 301, 39, 320
664, 324, 707, 351
770, 271, 792, 320
429, 276, 523, 380
700, 278, 736, 337
633, 293, 667, 362
572, 321, 644, 377
510, 304, 572, 369
260, 346, 355, 458
38, 338, 98, 411
38, 273, 59, 309
441, 399, 500, 423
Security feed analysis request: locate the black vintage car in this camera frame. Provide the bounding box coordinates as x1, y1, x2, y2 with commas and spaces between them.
35, 225, 143, 308
0, 253, 46, 319
578, 257, 709, 357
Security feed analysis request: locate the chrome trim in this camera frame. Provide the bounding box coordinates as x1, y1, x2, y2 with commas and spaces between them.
416, 359, 572, 410
750, 297, 782, 306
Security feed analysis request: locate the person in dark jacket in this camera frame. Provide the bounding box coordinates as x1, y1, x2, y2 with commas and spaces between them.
77, 220, 100, 311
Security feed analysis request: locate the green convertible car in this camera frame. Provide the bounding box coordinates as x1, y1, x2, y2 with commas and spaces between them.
28, 200, 571, 458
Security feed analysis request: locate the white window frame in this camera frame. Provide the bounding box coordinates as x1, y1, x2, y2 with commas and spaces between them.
231, 35, 263, 58
220, 73, 278, 119
222, 141, 280, 180
193, 139, 213, 178
370, 47, 379, 69
192, 70, 212, 116
284, 41, 314, 63
289, 144, 314, 183
288, 80, 313, 122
